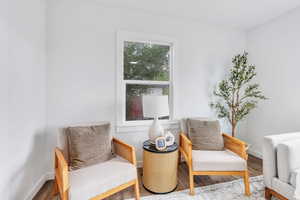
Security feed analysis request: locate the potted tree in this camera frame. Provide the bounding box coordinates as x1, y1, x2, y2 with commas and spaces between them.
210, 52, 267, 138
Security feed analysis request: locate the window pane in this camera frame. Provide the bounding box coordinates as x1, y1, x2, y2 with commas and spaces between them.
126, 84, 169, 121
124, 41, 170, 81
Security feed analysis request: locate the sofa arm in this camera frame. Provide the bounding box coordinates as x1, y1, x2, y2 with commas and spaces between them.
277, 140, 300, 184
113, 138, 137, 166
263, 133, 300, 188
291, 168, 300, 198
223, 133, 248, 160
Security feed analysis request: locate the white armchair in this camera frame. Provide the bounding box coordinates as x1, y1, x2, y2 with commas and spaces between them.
263, 132, 300, 200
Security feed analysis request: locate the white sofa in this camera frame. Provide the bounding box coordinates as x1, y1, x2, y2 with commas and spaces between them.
263, 132, 300, 200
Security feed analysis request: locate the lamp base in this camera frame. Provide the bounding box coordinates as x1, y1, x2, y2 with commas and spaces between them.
148, 116, 164, 143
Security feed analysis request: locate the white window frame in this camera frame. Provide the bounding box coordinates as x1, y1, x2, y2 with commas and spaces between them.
116, 31, 176, 127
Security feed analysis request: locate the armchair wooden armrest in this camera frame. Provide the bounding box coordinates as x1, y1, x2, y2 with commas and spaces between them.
54, 148, 69, 198
179, 133, 192, 166
222, 133, 248, 160
113, 138, 137, 166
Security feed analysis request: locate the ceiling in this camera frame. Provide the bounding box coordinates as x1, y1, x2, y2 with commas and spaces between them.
96, 0, 300, 30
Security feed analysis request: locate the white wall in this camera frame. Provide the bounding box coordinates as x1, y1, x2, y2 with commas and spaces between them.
2, 0, 300, 197
243, 7, 300, 155
0, 0, 47, 199
46, 0, 246, 170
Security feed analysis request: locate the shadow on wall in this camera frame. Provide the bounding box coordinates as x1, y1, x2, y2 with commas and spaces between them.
206, 59, 228, 130
205, 57, 248, 137
7, 130, 46, 200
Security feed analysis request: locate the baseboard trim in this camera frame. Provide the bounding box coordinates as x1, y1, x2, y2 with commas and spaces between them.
137, 161, 143, 168
45, 172, 55, 180
24, 172, 54, 200
24, 174, 47, 200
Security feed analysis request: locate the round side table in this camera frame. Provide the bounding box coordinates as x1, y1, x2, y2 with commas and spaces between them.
142, 140, 178, 194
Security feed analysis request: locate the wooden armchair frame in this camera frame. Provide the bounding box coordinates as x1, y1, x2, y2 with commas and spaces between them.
179, 132, 250, 196
265, 187, 288, 200
52, 138, 140, 200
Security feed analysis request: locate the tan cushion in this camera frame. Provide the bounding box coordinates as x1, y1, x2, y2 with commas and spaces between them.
57, 128, 70, 163
192, 150, 247, 171
57, 122, 110, 163
69, 156, 137, 200
66, 123, 113, 170
187, 118, 224, 150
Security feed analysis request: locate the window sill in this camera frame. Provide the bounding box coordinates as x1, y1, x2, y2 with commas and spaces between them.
116, 120, 180, 134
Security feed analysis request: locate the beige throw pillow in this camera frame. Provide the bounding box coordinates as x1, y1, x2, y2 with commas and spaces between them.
187, 118, 224, 151
66, 123, 113, 170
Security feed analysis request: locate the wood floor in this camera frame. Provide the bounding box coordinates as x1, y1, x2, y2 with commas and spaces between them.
33, 155, 262, 200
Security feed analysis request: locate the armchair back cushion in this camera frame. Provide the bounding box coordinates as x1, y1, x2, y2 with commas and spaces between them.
187, 118, 224, 151
66, 123, 114, 170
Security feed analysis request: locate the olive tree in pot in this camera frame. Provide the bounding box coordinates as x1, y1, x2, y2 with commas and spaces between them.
210, 52, 267, 138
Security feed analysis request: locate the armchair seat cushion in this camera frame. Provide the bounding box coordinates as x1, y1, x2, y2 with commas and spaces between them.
69, 156, 137, 200
192, 150, 247, 171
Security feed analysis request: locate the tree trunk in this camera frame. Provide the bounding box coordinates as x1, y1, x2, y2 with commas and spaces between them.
232, 122, 237, 137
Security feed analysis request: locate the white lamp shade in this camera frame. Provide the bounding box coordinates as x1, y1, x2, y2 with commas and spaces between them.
142, 95, 169, 118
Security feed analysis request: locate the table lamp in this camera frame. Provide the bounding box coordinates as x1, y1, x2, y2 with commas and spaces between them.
142, 95, 169, 143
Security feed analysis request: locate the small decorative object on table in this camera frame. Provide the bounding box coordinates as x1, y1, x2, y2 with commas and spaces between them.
154, 132, 175, 151
155, 136, 167, 151
165, 131, 175, 146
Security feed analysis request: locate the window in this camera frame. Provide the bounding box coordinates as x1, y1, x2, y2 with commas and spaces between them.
117, 32, 175, 125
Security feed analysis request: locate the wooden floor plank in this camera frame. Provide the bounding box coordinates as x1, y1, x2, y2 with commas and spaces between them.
33, 155, 262, 200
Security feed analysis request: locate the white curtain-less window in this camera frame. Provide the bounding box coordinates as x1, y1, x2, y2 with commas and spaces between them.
117, 32, 175, 125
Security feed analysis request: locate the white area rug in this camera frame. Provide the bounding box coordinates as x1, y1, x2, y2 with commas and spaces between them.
128, 176, 276, 200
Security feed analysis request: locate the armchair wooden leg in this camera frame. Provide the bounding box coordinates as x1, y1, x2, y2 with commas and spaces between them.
62, 191, 69, 200
189, 171, 195, 195
243, 170, 251, 196
265, 187, 272, 200
264, 187, 288, 200
134, 179, 140, 200
60, 191, 69, 200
